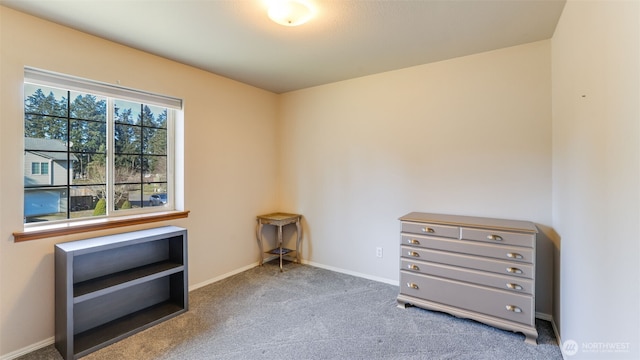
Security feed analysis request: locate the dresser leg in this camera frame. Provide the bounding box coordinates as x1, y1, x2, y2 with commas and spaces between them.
524, 333, 538, 345
397, 299, 409, 309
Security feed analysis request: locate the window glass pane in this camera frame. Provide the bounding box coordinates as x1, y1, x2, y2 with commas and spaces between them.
25, 116, 68, 143
115, 124, 141, 154
143, 128, 167, 155
142, 105, 167, 128
114, 154, 142, 183
24, 188, 67, 223
70, 119, 106, 186
70, 186, 104, 217
71, 153, 106, 186
114, 184, 141, 210
148, 189, 167, 207
114, 99, 141, 125
144, 155, 167, 182
24, 137, 69, 188
24, 83, 68, 118
70, 91, 106, 121
70, 120, 106, 154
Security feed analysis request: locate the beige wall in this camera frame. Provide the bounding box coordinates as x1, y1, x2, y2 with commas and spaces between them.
0, 6, 279, 356
552, 0, 640, 357
278, 41, 553, 312
10, 2, 638, 358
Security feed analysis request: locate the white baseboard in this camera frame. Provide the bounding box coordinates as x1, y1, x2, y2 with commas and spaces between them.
302, 260, 399, 286
535, 311, 553, 321
188, 262, 260, 292
0, 337, 54, 360
550, 316, 566, 359
189, 260, 400, 292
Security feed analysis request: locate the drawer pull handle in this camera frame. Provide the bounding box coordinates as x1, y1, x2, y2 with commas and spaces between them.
421, 227, 435, 233
506, 305, 522, 313
407, 282, 419, 290
506, 283, 523, 290
507, 267, 523, 274
407, 264, 420, 271
408, 239, 420, 245
507, 252, 523, 259
408, 251, 420, 257
487, 234, 503, 241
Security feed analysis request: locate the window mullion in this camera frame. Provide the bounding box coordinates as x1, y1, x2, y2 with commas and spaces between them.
140, 104, 144, 208
167, 110, 175, 209
66, 91, 71, 220
106, 98, 115, 216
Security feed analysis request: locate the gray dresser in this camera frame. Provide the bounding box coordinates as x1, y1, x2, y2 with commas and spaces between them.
397, 212, 538, 344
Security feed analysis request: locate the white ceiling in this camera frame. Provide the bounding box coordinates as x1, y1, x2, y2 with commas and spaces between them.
1, 0, 566, 94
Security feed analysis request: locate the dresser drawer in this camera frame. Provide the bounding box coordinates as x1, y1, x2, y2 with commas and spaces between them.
401, 246, 533, 279
461, 227, 534, 248
401, 259, 534, 294
400, 271, 534, 325
401, 222, 459, 239
401, 234, 533, 263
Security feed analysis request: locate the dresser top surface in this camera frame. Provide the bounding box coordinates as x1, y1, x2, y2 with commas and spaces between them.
400, 212, 537, 233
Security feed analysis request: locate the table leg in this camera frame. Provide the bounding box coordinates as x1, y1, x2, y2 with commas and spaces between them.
277, 224, 283, 272
295, 219, 302, 263
256, 221, 264, 265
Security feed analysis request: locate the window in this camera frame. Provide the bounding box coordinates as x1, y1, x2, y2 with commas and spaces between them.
23, 68, 182, 224
31, 162, 41, 175
31, 162, 49, 175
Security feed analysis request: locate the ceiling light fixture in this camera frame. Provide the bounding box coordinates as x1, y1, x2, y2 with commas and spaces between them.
267, 0, 315, 27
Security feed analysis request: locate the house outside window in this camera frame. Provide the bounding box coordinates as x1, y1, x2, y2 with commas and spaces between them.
23, 68, 181, 224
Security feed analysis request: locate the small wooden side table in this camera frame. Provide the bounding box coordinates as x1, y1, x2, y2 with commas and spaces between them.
256, 212, 302, 271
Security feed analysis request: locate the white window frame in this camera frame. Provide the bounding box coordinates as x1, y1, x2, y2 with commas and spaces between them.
23, 67, 183, 227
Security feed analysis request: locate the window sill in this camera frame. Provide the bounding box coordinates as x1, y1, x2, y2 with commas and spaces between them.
13, 210, 190, 242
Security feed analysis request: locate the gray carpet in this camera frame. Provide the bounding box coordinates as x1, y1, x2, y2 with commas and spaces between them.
18, 262, 562, 360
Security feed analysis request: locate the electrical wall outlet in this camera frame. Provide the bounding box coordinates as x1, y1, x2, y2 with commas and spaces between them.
376, 247, 383, 258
